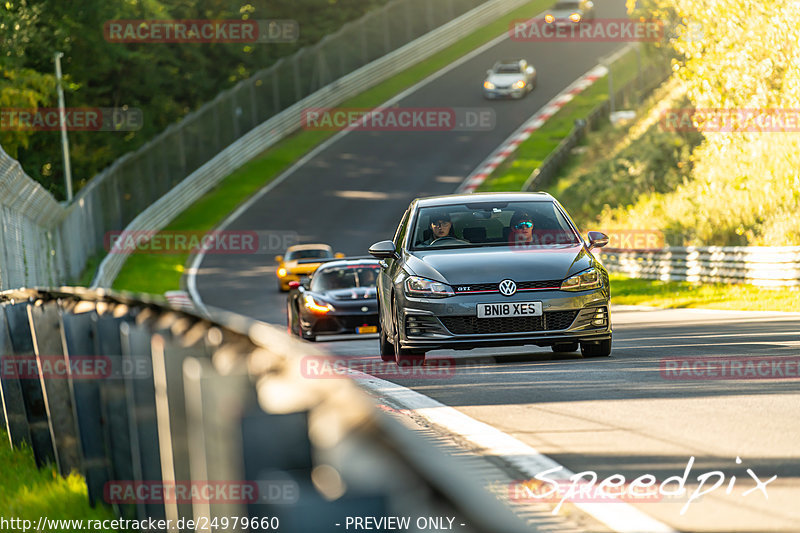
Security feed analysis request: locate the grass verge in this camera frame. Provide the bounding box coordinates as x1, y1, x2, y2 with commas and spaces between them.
0, 429, 116, 529
609, 274, 800, 312
112, 0, 553, 294
476, 47, 643, 192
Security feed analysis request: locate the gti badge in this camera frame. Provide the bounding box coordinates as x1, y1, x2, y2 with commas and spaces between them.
499, 279, 517, 296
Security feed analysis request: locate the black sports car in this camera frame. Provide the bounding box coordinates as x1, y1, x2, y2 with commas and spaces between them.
286, 258, 381, 341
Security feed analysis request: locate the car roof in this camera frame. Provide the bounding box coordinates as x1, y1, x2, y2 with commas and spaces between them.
286, 243, 333, 252
414, 191, 554, 208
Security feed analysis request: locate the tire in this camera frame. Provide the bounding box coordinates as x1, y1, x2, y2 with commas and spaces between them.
581, 338, 612, 357
391, 297, 425, 365
288, 302, 304, 338
552, 342, 579, 353
278, 279, 287, 292
379, 325, 395, 362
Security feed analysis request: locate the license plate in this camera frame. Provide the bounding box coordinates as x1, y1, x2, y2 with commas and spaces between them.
356, 325, 378, 334
477, 301, 542, 318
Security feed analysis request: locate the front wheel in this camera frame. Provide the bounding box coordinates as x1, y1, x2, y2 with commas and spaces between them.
581, 338, 612, 357
378, 321, 395, 362
287, 301, 301, 337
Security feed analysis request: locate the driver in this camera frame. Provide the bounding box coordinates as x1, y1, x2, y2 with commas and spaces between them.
422, 211, 454, 244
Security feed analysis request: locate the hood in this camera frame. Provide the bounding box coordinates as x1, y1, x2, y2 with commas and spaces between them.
405, 245, 592, 285
486, 73, 526, 86
323, 287, 377, 301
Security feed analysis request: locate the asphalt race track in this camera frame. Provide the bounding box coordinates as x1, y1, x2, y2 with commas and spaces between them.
192, 2, 800, 531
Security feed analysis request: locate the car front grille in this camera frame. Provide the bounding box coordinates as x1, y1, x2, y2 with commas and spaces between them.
440, 310, 579, 335
452, 279, 561, 293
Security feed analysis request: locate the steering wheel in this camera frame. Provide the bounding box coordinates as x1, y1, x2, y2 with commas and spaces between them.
429, 236, 464, 245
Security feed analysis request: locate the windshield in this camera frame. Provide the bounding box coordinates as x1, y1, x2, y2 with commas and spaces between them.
410, 201, 581, 250
310, 264, 380, 291
554, 1, 581, 9
495, 64, 522, 74
285, 248, 332, 261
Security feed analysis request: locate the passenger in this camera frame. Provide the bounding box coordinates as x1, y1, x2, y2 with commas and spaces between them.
508, 211, 535, 246
421, 211, 455, 244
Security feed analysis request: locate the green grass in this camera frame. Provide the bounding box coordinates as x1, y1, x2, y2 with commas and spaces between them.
477, 49, 643, 192
609, 274, 800, 312
112, 0, 553, 294
0, 429, 116, 530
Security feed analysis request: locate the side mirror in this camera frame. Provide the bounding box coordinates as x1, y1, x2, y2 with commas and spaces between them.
274, 255, 283, 263
334, 252, 345, 258
288, 280, 301, 290
368, 240, 398, 259
587, 231, 609, 250
526, 66, 535, 74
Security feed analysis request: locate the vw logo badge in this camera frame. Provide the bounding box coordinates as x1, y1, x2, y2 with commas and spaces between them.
499, 279, 517, 296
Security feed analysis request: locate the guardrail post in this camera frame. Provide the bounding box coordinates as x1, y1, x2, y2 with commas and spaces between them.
120, 321, 165, 521
183, 355, 252, 529
27, 300, 83, 477
152, 332, 212, 530
4, 301, 56, 466
61, 310, 109, 507
0, 304, 30, 448
94, 313, 137, 519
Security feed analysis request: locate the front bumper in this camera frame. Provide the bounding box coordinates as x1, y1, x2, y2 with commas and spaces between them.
300, 306, 379, 336
484, 87, 526, 99
395, 288, 610, 351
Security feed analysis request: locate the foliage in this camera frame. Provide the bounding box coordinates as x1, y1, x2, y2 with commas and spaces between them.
1, 0, 391, 198
606, 0, 800, 245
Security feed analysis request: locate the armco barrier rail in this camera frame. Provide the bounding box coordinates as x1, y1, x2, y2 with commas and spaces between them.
598, 246, 800, 286
92, 0, 534, 288
0, 287, 528, 532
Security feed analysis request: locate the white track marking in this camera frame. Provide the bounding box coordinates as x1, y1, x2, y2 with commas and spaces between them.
354, 370, 678, 533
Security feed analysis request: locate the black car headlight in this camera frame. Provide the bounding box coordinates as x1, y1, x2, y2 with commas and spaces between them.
561, 268, 602, 291
303, 294, 335, 314
405, 276, 454, 298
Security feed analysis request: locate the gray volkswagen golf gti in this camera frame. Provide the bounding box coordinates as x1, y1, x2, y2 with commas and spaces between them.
368, 192, 612, 364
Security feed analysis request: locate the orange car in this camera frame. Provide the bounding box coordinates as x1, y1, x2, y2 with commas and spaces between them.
275, 244, 344, 291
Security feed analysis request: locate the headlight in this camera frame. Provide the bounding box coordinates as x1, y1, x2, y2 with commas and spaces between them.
405, 276, 454, 298
303, 294, 335, 314
569, 13, 581, 22
277, 267, 287, 277
561, 268, 601, 291
545, 14, 554, 23
512, 80, 526, 89
484, 80, 495, 90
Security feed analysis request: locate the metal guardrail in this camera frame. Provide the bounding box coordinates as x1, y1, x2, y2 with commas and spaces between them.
92, 0, 534, 288
598, 247, 800, 286
0, 287, 529, 532
522, 61, 672, 192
